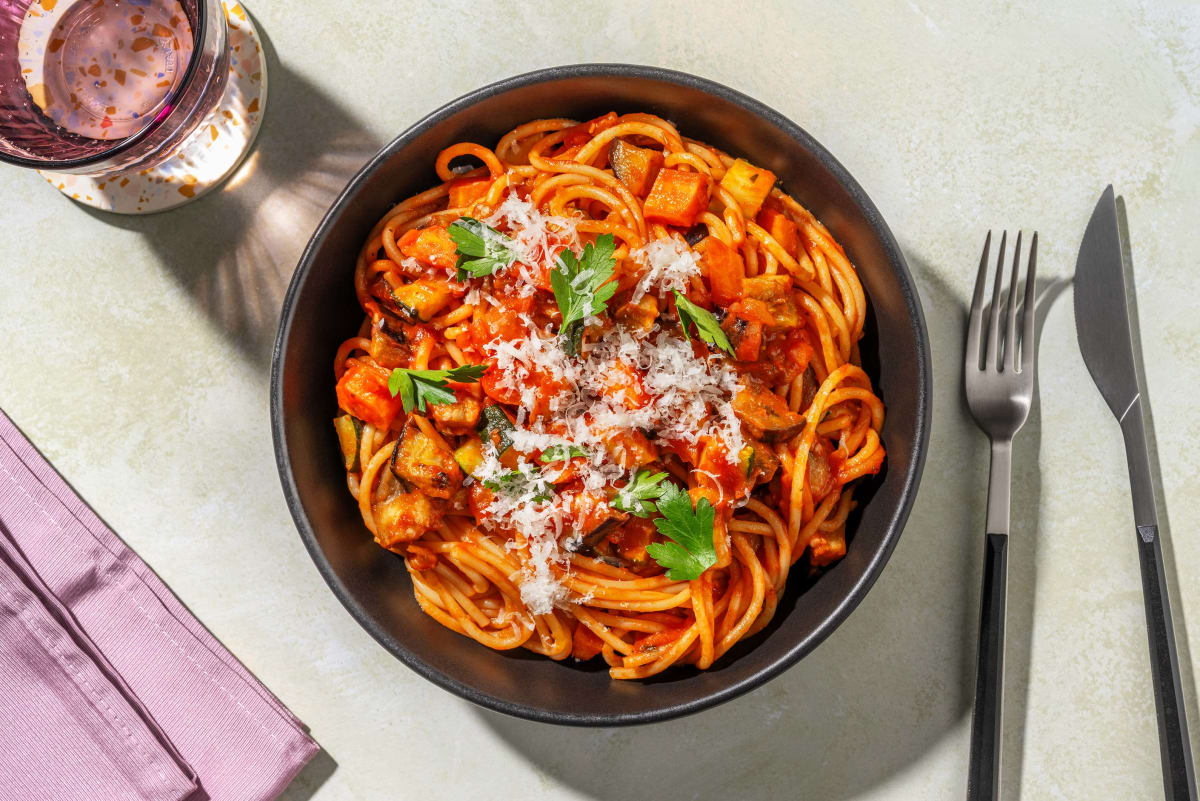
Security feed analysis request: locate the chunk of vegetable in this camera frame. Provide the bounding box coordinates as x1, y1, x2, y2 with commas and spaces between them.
565, 490, 629, 549
384, 278, 455, 323
694, 236, 744, 307
600, 428, 659, 469
389, 421, 463, 499
336, 360, 405, 430
374, 491, 443, 550
742, 275, 801, 329
756, 206, 799, 258
732, 375, 807, 441
738, 440, 781, 487
614, 294, 659, 334
333, 415, 363, 471
447, 176, 492, 209
643, 169, 711, 228
807, 438, 836, 501
808, 530, 847, 567
453, 437, 486, 478
609, 138, 664, 197
476, 404, 515, 453
719, 158, 776, 218
368, 318, 409, 368
430, 394, 481, 435
398, 225, 457, 271
721, 314, 764, 361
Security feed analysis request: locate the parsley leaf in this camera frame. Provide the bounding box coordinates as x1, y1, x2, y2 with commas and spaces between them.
387, 364, 486, 414
448, 217, 517, 281
551, 234, 617, 355
645, 482, 718, 581
539, 444, 588, 463
482, 472, 553, 503
673, 291, 734, 356
611, 469, 669, 518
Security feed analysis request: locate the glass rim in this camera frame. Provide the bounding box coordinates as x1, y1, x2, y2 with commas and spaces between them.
0, 0, 214, 171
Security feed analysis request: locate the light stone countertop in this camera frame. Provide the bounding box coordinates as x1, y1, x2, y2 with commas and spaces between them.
1, 1, 1198, 799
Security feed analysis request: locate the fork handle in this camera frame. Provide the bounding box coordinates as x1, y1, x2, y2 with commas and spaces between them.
967, 532, 1008, 801
1135, 525, 1198, 800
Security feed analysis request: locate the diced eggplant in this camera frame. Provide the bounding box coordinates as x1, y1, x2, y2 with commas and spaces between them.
389, 421, 463, 499
333, 415, 363, 471
430, 394, 482, 435
609, 138, 664, 197
742, 275, 801, 329
732, 375, 807, 441
807, 439, 835, 501
799, 365, 819, 412
385, 278, 455, 323
368, 318, 409, 368
614, 294, 659, 335
374, 491, 444, 550
569, 490, 630, 550
682, 224, 708, 247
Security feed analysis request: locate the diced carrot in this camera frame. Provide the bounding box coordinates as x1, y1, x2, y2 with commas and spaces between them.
642, 169, 711, 227
398, 225, 457, 272
572, 625, 605, 661
562, 111, 619, 148
598, 360, 651, 410
727, 298, 774, 325
694, 236, 744, 307
808, 530, 847, 567
756, 206, 799, 258
609, 138, 664, 197
336, 360, 404, 430
720, 158, 776, 218
447, 176, 492, 209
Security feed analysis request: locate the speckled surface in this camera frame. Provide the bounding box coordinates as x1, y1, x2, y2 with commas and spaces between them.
1, 1, 1197, 799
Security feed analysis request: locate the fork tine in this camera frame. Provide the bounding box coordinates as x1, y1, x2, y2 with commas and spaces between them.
1004, 231, 1023, 371
966, 231, 992, 370
1021, 232, 1039, 371
985, 231, 1008, 371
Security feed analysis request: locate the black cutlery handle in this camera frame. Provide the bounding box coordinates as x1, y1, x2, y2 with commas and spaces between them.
968, 532, 1008, 801
1136, 525, 1198, 800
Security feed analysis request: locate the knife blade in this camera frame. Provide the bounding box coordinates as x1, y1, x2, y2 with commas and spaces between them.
1074, 185, 1197, 800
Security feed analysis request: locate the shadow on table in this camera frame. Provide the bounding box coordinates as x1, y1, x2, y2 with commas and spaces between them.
275, 748, 337, 801
473, 259, 986, 800
78, 21, 384, 369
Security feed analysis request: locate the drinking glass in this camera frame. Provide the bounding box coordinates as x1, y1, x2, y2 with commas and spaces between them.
0, 0, 229, 175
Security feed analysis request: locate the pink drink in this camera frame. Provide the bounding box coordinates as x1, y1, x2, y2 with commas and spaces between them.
18, 0, 194, 141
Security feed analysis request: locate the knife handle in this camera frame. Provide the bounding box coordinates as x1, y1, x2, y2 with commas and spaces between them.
968, 532, 1008, 801
1136, 525, 1198, 800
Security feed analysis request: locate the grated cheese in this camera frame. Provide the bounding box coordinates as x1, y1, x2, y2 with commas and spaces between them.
629, 235, 702, 302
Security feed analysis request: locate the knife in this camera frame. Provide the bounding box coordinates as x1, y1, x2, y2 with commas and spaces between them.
1074, 185, 1198, 800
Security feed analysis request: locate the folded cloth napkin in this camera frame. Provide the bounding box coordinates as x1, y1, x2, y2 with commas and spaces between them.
0, 409, 318, 801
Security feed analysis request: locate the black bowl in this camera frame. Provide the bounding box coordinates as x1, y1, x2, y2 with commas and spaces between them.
271, 64, 931, 726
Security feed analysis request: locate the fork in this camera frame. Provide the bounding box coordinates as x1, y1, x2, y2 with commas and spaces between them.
964, 230, 1038, 801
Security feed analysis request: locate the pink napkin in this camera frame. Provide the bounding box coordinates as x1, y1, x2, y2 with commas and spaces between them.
0, 409, 318, 800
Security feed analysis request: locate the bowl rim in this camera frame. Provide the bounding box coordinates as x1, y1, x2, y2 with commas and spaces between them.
271, 62, 932, 726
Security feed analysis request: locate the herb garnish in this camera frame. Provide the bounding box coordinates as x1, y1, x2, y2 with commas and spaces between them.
611, 469, 669, 518
550, 234, 617, 355
387, 364, 486, 414
539, 445, 588, 463
482, 471, 553, 503
645, 482, 718, 581
448, 217, 517, 281
672, 291, 734, 356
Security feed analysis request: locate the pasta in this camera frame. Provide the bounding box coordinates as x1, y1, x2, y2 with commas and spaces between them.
331, 112, 885, 679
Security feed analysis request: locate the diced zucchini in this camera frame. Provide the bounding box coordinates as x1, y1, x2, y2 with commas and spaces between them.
453, 437, 486, 478
333, 415, 364, 471
719, 158, 777, 218
476, 404, 515, 453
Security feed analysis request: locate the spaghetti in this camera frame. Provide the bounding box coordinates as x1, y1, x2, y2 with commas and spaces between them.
332, 112, 885, 679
